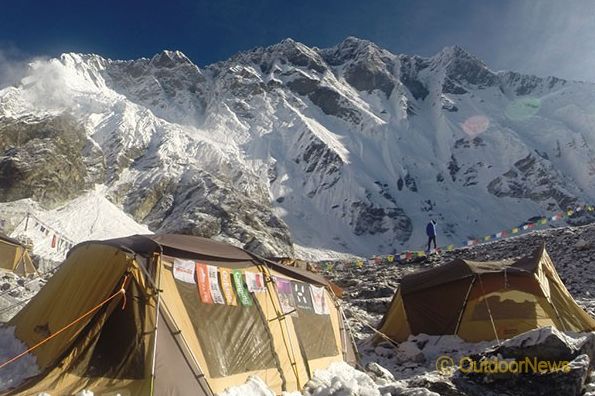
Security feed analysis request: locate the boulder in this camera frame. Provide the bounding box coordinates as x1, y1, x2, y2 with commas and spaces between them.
492, 327, 595, 366
455, 327, 595, 396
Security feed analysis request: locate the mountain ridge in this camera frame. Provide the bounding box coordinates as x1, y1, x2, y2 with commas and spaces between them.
1, 37, 594, 259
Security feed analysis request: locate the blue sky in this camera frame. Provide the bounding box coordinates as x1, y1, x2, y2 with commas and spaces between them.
2, 0, 595, 82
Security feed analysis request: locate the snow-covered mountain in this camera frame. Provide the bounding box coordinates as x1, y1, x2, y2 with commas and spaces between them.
1, 37, 594, 258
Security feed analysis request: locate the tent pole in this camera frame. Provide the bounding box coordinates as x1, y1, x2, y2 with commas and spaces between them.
257, 263, 301, 389
328, 286, 359, 362
160, 303, 215, 395
477, 274, 501, 345
454, 276, 476, 335
149, 253, 162, 396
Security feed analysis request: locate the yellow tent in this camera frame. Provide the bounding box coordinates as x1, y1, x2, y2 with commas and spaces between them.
4, 234, 356, 395
375, 244, 595, 343
0, 233, 37, 277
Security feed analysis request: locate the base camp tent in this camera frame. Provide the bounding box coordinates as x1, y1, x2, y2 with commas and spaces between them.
0, 233, 36, 277
3, 234, 356, 395
375, 244, 595, 343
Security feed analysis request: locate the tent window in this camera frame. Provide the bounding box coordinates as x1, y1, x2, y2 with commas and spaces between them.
175, 280, 279, 378
291, 308, 338, 360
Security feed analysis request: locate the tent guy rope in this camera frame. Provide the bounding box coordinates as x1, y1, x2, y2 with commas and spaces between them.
0, 275, 130, 371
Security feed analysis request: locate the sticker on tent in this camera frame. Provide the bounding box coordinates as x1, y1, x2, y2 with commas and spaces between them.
173, 258, 195, 283
310, 285, 329, 315
273, 276, 296, 315
291, 281, 314, 311
196, 262, 213, 304
232, 269, 253, 306
219, 267, 237, 306
207, 265, 226, 304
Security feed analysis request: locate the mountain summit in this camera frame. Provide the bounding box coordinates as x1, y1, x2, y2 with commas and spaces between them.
1, 38, 594, 258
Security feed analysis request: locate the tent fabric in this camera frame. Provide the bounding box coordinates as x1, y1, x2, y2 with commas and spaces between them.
5, 234, 356, 395
0, 234, 37, 276
375, 244, 595, 343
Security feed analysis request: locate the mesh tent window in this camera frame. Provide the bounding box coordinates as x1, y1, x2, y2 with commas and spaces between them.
174, 279, 279, 378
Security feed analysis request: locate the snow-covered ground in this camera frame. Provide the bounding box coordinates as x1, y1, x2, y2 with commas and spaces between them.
0, 326, 39, 392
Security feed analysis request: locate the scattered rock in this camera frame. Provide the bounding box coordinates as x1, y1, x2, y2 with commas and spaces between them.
576, 239, 592, 250
366, 361, 396, 384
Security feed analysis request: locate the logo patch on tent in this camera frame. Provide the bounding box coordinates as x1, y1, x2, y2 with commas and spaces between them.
232, 270, 253, 306
310, 285, 329, 315
291, 281, 314, 311
207, 265, 226, 304
196, 263, 213, 304
173, 259, 195, 283
219, 267, 237, 306
273, 276, 296, 315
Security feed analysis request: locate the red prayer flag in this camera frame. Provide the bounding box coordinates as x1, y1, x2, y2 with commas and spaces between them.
195, 262, 213, 304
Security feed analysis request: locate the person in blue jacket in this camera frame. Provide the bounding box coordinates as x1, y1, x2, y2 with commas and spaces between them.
426, 219, 437, 253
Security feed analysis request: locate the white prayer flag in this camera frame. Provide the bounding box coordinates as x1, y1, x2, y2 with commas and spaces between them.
245, 272, 266, 293
173, 259, 195, 283
309, 285, 329, 315
207, 265, 226, 304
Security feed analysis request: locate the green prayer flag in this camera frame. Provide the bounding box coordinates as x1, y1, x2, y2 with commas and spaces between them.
232, 269, 253, 306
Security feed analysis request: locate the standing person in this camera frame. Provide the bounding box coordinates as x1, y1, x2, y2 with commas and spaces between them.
426, 219, 437, 253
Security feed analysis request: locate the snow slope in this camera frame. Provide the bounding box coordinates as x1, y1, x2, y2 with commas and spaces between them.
1, 186, 150, 263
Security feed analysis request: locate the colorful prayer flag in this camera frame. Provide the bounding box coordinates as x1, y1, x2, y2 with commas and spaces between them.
195, 263, 213, 304
387, 255, 394, 263
219, 267, 237, 306
232, 270, 253, 306
207, 265, 225, 304
273, 276, 296, 315
245, 272, 266, 293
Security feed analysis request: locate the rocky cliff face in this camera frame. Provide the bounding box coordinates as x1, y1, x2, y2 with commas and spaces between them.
0, 38, 594, 258
0, 115, 96, 207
